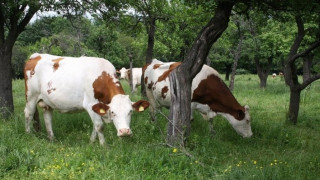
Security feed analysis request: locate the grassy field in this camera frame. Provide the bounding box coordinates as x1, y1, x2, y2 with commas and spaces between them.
1, 75, 319, 179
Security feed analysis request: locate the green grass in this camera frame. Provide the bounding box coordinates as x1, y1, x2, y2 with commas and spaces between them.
1, 76, 320, 179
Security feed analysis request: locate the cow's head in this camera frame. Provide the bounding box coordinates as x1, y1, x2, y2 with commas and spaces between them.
219, 105, 252, 138
92, 94, 149, 137
119, 67, 129, 80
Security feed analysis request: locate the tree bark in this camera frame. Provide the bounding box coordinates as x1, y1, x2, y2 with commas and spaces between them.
145, 18, 156, 64
129, 55, 133, 92
168, 69, 191, 146
0, 47, 14, 118
167, 1, 234, 146
255, 56, 272, 89
225, 63, 232, 81
229, 21, 243, 91
141, 18, 156, 96
287, 88, 301, 124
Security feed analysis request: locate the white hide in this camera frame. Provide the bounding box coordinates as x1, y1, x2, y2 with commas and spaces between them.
119, 67, 142, 92
24, 53, 136, 145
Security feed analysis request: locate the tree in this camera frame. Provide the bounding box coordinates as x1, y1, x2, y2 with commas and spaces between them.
168, 1, 235, 146
0, 0, 42, 118
284, 15, 320, 124
245, 12, 293, 89
229, 15, 245, 91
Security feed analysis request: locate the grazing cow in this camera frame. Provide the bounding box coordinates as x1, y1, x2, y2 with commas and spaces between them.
143, 59, 252, 138
272, 73, 277, 78
24, 53, 149, 145
118, 67, 142, 92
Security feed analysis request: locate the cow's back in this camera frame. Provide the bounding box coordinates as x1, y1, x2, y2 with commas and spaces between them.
144, 60, 180, 107
25, 53, 119, 112
144, 60, 221, 108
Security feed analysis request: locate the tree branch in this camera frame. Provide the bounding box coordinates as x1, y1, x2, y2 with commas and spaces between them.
287, 16, 305, 64
299, 73, 320, 90
289, 40, 320, 64
17, 4, 40, 35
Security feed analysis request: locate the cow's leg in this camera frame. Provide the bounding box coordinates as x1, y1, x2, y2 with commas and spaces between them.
24, 97, 38, 133
88, 111, 105, 145
43, 108, 54, 140
90, 126, 97, 143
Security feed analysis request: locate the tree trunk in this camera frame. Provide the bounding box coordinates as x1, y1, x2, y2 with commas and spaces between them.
229, 19, 243, 91
206, 56, 211, 66
225, 64, 232, 81
145, 18, 156, 64
0, 47, 14, 118
141, 18, 156, 96
168, 69, 191, 146
229, 59, 238, 91
168, 1, 234, 146
129, 55, 133, 92
255, 56, 272, 89
303, 54, 313, 83
287, 88, 301, 124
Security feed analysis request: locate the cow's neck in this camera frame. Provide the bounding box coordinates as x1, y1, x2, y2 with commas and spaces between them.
192, 74, 244, 120
93, 71, 125, 104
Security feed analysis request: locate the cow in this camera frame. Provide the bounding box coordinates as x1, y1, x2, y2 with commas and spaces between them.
24, 53, 149, 145
118, 67, 142, 92
272, 73, 277, 78
143, 59, 252, 138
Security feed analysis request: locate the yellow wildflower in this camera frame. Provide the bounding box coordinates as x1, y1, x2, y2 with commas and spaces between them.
173, 148, 178, 153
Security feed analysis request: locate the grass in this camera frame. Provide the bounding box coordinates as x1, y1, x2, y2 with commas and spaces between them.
1, 75, 320, 179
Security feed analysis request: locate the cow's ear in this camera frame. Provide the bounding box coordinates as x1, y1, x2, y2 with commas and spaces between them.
132, 100, 150, 112
237, 109, 245, 120
92, 103, 110, 115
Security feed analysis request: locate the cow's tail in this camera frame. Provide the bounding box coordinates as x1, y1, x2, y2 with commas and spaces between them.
33, 107, 41, 132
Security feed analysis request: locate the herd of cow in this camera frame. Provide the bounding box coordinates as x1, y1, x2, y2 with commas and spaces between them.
24, 53, 253, 145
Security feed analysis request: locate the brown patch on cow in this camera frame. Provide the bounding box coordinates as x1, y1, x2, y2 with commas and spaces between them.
52, 58, 64, 71
192, 74, 245, 120
147, 81, 154, 89
24, 55, 42, 101
157, 62, 182, 82
92, 71, 125, 104
161, 86, 169, 99
142, 63, 151, 75
153, 64, 162, 69
144, 77, 148, 84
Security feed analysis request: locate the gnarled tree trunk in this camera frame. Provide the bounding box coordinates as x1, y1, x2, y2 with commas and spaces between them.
0, 47, 14, 118
284, 16, 320, 124
167, 1, 234, 146
256, 56, 273, 89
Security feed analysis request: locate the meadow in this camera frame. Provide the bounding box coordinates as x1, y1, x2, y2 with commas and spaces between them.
1, 75, 319, 179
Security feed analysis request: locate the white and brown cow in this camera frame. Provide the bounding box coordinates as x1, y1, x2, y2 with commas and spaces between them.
143, 59, 252, 138
24, 53, 149, 145
118, 67, 142, 92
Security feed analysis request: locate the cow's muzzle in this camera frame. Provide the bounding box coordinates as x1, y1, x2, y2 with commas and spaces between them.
118, 128, 132, 137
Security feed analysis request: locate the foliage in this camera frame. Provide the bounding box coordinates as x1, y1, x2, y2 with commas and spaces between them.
1, 77, 320, 179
